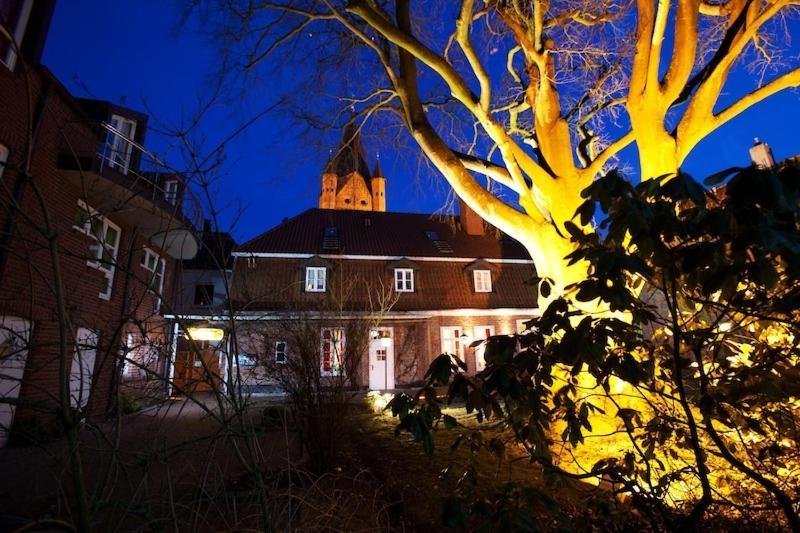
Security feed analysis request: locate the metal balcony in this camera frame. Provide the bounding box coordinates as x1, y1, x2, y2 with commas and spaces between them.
58, 120, 201, 260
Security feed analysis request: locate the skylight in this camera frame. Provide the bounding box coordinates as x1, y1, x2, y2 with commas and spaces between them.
424, 229, 453, 254
322, 227, 339, 250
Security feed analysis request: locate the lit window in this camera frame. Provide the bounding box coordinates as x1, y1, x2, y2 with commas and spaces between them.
106, 115, 137, 174
440, 326, 465, 362
473, 270, 492, 292
473, 325, 495, 371
74, 200, 121, 300
164, 179, 179, 205
123, 332, 136, 377
320, 327, 345, 375
193, 284, 215, 307
0, 144, 8, 180
305, 266, 326, 292
275, 341, 287, 364
394, 268, 414, 292
237, 353, 257, 367
0, 0, 33, 70
141, 248, 165, 295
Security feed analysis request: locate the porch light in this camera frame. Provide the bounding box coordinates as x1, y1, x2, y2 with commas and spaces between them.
380, 334, 392, 348
460, 332, 472, 345
372, 329, 392, 347
186, 327, 224, 341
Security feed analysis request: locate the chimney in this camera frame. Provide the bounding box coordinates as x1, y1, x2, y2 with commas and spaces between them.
749, 137, 775, 169
459, 199, 484, 236
202, 219, 211, 234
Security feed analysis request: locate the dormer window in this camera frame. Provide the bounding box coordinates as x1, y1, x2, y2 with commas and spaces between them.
164, 179, 179, 205
106, 114, 137, 174
0, 0, 33, 70
305, 266, 326, 292
394, 268, 414, 292
473, 270, 492, 292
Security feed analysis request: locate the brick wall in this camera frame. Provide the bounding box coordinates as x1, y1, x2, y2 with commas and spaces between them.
0, 64, 181, 436
218, 310, 537, 391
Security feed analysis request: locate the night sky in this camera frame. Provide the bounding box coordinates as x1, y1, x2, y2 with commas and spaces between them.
43, 1, 800, 244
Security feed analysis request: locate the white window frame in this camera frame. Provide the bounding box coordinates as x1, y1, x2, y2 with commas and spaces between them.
473, 269, 492, 293
440, 326, 465, 362
141, 248, 165, 294
275, 340, 288, 364
122, 332, 136, 377
0, 144, 8, 180
320, 327, 346, 375
305, 266, 326, 292
473, 325, 495, 371
74, 200, 121, 300
106, 114, 137, 174
394, 268, 414, 292
0, 0, 33, 70
164, 179, 179, 205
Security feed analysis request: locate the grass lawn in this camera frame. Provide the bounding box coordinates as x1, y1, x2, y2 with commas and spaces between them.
339, 401, 647, 532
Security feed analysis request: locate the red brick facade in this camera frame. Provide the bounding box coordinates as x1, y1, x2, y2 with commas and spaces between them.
0, 56, 193, 439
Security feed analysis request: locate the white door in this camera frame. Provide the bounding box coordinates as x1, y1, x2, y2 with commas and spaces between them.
70, 328, 98, 411
0, 317, 31, 447
369, 328, 395, 390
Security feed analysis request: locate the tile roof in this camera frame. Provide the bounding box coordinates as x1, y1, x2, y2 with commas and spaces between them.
236, 208, 531, 260
231, 258, 538, 311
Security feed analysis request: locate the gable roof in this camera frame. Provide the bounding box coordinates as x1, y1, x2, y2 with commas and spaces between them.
236, 208, 530, 260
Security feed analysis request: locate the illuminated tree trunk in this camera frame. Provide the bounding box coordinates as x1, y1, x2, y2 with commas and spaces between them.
227, 0, 800, 308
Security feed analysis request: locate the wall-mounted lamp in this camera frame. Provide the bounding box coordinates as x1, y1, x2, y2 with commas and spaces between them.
185, 327, 224, 342
372, 329, 392, 348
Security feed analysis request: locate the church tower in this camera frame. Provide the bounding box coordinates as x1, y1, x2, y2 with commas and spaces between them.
319, 125, 386, 212
370, 160, 386, 212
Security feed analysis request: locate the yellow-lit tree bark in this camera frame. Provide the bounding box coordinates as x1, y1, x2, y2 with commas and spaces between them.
208, 0, 800, 306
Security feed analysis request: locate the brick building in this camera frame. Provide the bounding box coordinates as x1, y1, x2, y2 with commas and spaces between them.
173, 130, 539, 393
0, 0, 199, 445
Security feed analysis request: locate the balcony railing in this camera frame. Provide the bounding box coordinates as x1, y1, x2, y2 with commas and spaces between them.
58, 120, 204, 230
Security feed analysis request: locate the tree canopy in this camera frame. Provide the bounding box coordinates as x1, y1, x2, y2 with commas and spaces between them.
196, 0, 800, 303
389, 162, 800, 530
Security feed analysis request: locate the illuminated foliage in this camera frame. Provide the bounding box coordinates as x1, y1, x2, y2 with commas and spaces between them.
389, 163, 800, 529
200, 0, 800, 303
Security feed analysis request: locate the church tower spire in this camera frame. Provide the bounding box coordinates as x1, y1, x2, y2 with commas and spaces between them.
319, 124, 386, 211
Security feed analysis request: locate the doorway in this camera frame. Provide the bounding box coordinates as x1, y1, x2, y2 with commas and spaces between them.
0, 317, 30, 447
369, 327, 395, 390
70, 328, 98, 411
174, 342, 221, 393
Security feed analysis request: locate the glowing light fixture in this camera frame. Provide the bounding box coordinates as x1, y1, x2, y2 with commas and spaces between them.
380, 335, 392, 348
186, 327, 224, 342
372, 329, 392, 348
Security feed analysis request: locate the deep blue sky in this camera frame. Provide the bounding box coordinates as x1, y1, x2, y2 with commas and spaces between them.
43, 1, 800, 243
